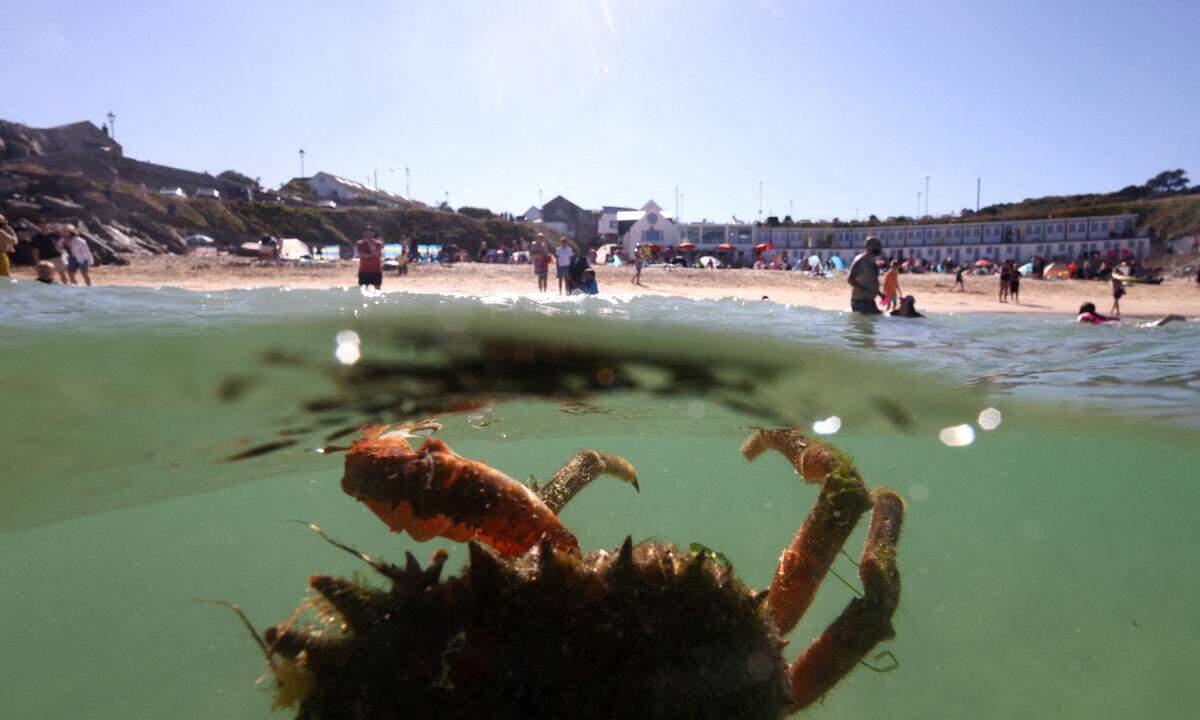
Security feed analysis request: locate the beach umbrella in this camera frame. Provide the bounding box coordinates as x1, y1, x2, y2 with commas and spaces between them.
677, 242, 696, 250
974, 258, 994, 267
754, 242, 774, 252
716, 243, 735, 251
644, 243, 661, 252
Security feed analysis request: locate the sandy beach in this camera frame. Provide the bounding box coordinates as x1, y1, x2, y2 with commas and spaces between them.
12, 255, 1200, 319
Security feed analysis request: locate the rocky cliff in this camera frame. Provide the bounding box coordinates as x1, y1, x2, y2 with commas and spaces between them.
0, 119, 557, 265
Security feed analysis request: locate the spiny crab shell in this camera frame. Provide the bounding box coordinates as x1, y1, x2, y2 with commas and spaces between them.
265, 537, 790, 720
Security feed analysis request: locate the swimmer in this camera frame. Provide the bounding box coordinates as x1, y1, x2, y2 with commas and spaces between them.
1077, 302, 1185, 327
35, 260, 56, 284
890, 295, 924, 318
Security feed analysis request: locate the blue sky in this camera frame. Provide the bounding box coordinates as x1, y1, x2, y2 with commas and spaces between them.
3, 0, 1198, 222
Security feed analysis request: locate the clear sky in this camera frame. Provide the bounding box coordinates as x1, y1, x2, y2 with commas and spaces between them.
3, 0, 1198, 222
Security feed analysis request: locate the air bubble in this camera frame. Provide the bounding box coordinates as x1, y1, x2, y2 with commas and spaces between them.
938, 424, 975, 447
334, 330, 361, 365
978, 407, 1002, 431
812, 416, 842, 435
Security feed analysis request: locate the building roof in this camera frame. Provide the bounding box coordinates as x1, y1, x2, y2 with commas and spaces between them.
310, 171, 374, 192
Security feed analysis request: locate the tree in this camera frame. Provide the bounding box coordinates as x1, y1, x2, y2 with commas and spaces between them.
457, 206, 495, 220
217, 170, 259, 188
1144, 169, 1189, 194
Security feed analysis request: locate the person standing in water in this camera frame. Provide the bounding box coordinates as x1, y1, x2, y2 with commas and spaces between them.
882, 259, 901, 312
533, 238, 551, 292
355, 227, 384, 289
555, 238, 574, 295
847, 236, 884, 315
1009, 263, 1021, 304
0, 213, 16, 277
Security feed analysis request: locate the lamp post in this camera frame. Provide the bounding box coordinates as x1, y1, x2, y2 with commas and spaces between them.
299, 149, 306, 178
106, 111, 115, 140
924, 176, 930, 217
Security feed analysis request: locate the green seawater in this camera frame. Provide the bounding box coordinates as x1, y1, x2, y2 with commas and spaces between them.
1, 283, 1197, 719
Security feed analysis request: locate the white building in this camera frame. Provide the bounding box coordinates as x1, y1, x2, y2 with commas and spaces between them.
620, 200, 682, 257
521, 206, 543, 222
597, 205, 635, 243
678, 213, 1146, 265
307, 172, 374, 201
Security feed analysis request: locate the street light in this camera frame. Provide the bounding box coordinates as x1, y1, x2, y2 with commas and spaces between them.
106, 111, 115, 140
299, 148, 306, 178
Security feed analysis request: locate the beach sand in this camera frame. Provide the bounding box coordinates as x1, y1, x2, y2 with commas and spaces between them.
12, 255, 1200, 319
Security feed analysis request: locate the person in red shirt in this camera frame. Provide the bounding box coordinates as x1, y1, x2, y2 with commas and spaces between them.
356, 227, 384, 289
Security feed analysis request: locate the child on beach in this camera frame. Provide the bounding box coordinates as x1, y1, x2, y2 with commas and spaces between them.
882, 260, 901, 311
953, 265, 965, 291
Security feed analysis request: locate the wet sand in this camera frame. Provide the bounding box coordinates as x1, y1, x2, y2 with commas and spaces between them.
12, 255, 1200, 319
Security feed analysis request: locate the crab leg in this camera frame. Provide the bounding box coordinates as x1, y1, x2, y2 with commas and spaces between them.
742, 429, 872, 635
786, 488, 904, 710
535, 450, 640, 515
341, 434, 579, 557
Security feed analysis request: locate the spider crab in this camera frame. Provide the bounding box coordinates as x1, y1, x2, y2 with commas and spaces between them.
251, 425, 904, 719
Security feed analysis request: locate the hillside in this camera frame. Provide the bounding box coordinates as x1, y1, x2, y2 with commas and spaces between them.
0, 119, 560, 263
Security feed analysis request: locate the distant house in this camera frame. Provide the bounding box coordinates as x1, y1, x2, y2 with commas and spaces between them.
619, 200, 681, 257
194, 188, 220, 199
158, 186, 186, 198
541, 195, 598, 245
521, 206, 543, 222
307, 172, 375, 201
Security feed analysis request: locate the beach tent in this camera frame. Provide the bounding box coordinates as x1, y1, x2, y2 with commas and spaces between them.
319, 245, 342, 259
278, 238, 311, 260
830, 256, 846, 270
696, 255, 722, 268
1018, 262, 1033, 277
808, 255, 821, 269
1043, 263, 1070, 279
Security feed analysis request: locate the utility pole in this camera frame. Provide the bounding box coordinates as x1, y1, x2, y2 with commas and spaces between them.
789, 199, 794, 218
106, 111, 115, 140
405, 167, 411, 199
680, 192, 685, 223
444, 190, 449, 208
924, 176, 930, 217
758, 180, 763, 222
675, 185, 679, 221
976, 177, 981, 212
299, 148, 305, 178
916, 192, 921, 219
538, 188, 543, 207
373, 169, 378, 192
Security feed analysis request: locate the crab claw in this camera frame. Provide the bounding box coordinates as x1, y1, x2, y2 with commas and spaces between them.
341, 435, 579, 557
